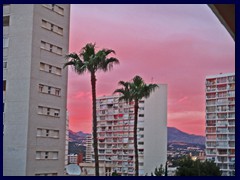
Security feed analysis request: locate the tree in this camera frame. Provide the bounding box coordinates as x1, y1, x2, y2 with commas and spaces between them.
64, 43, 119, 176
165, 161, 168, 176
114, 75, 158, 176
153, 164, 164, 176
175, 156, 221, 176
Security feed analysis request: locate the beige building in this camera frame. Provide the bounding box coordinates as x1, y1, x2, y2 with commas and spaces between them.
205, 73, 235, 176
86, 85, 167, 176
3, 4, 70, 176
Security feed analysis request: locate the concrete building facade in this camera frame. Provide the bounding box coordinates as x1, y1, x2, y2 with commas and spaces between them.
205, 73, 235, 176
3, 4, 70, 176
86, 85, 167, 176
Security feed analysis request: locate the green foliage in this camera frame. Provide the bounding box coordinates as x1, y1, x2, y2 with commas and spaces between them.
175, 156, 222, 176
113, 75, 158, 103
64, 43, 119, 74
112, 170, 121, 176
154, 164, 164, 176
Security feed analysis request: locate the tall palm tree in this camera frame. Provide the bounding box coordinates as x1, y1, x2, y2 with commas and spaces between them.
64, 43, 119, 176
114, 75, 158, 176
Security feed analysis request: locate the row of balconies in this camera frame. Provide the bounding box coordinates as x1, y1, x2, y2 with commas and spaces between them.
98, 122, 135, 126
206, 86, 235, 92
206, 93, 235, 99
97, 128, 134, 132
206, 115, 235, 120
206, 108, 235, 113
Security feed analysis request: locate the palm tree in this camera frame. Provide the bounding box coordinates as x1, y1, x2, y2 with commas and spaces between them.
64, 43, 119, 176
113, 75, 158, 176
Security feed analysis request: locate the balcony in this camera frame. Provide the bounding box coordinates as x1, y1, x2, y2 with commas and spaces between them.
206, 88, 216, 92
216, 130, 228, 134
206, 81, 216, 86
216, 123, 228, 127
217, 87, 227, 91
206, 95, 216, 99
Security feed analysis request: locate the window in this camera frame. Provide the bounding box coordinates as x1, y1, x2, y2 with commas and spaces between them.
138, 142, 144, 145
138, 128, 144, 131
49, 44, 53, 52
47, 108, 50, 115
49, 65, 52, 73
3, 16, 10, 26
54, 110, 59, 117
39, 84, 44, 92
45, 152, 49, 159
41, 19, 63, 35
35, 173, 58, 176
55, 88, 60, 96
40, 62, 45, 70
3, 80, 6, 91
37, 128, 59, 138
52, 152, 58, 159
48, 86, 51, 94
36, 152, 41, 159
46, 130, 49, 137
3, 37, 9, 48
3, 103, 5, 112
38, 106, 43, 114
3, 61, 7, 68
139, 100, 144, 104
139, 114, 144, 117
55, 67, 61, 75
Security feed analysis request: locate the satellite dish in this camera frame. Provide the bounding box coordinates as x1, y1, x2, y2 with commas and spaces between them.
65, 164, 81, 175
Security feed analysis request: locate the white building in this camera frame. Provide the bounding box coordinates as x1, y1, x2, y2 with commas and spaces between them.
3, 4, 70, 176
86, 85, 167, 176
205, 73, 235, 176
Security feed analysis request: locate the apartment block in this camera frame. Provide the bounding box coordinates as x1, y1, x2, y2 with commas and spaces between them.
205, 73, 235, 176
86, 85, 167, 176
3, 4, 70, 176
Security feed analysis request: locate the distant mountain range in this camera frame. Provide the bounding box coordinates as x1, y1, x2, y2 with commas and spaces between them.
69, 130, 90, 143
168, 127, 205, 145
69, 127, 205, 145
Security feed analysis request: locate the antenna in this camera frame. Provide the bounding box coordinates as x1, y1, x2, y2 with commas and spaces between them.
65, 164, 81, 176
151, 77, 154, 83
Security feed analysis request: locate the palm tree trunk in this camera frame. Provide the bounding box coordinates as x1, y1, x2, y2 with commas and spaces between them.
134, 99, 139, 176
91, 72, 99, 176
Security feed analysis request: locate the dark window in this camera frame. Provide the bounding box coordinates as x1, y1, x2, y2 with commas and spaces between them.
139, 114, 144, 117
3, 16, 10, 26
3, 80, 6, 91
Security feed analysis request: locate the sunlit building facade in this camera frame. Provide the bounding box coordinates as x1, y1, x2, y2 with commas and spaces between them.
3, 4, 70, 176
87, 85, 167, 176
205, 72, 235, 176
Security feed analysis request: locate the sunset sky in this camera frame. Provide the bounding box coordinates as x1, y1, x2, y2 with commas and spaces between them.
67, 4, 235, 136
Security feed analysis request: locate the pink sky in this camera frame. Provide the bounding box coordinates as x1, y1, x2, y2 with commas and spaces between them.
67, 4, 235, 136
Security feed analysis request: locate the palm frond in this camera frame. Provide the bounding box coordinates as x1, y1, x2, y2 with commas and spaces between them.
101, 57, 120, 72
63, 60, 76, 69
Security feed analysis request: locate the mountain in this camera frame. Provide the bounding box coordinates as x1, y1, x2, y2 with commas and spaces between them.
168, 127, 205, 145
69, 127, 205, 145
68, 130, 90, 143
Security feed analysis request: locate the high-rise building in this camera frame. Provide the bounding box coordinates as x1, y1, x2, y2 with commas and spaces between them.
205, 73, 235, 176
3, 4, 70, 176
86, 85, 167, 176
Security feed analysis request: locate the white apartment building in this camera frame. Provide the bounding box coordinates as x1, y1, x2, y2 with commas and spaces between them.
86, 85, 167, 176
205, 73, 235, 176
3, 4, 70, 176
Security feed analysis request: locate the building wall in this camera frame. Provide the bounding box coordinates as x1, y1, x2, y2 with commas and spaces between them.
205, 73, 235, 176
144, 84, 168, 174
3, 4, 70, 176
